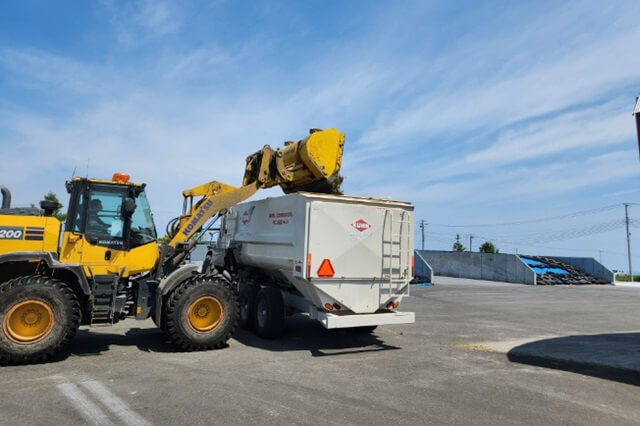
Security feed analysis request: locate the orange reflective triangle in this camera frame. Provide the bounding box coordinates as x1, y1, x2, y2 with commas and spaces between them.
317, 259, 335, 277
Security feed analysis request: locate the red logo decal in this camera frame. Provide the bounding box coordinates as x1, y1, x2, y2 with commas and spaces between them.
351, 219, 371, 232
240, 207, 255, 225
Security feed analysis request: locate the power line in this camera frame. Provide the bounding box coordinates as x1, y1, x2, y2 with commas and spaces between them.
427, 219, 625, 245
430, 203, 626, 228
471, 220, 624, 246
420, 203, 637, 265
424, 230, 637, 262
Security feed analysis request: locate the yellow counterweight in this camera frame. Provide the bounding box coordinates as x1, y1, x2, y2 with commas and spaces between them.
0, 215, 60, 256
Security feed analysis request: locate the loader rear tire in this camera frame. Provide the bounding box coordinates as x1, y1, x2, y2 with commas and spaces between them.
238, 284, 259, 330
254, 287, 285, 339
0, 275, 80, 365
164, 274, 238, 351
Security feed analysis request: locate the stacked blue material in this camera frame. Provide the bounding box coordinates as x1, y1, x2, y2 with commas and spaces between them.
519, 255, 605, 285
531, 267, 569, 275
520, 257, 569, 275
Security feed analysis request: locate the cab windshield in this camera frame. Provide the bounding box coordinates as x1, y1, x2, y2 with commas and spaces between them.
130, 191, 157, 248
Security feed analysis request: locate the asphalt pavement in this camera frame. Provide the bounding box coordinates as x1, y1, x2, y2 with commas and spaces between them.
1, 277, 639, 425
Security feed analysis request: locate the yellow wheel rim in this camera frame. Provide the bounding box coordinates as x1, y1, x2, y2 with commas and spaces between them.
3, 299, 55, 344
187, 296, 223, 333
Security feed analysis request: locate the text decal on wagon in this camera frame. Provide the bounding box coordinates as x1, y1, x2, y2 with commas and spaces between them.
0, 226, 24, 240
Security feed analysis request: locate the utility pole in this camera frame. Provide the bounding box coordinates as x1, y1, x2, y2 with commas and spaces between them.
634, 96, 640, 160
598, 250, 603, 264
631, 97, 639, 280
419, 220, 426, 250
624, 203, 633, 282
469, 234, 474, 252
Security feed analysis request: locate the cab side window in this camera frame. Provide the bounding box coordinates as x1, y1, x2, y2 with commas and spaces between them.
129, 191, 157, 248
73, 201, 84, 232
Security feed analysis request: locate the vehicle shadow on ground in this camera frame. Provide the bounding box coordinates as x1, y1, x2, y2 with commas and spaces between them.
65, 327, 189, 358
234, 314, 401, 357
507, 332, 640, 386
59, 315, 399, 360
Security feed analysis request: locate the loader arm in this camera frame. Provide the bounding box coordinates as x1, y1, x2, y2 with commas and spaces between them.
165, 128, 345, 267
169, 181, 259, 249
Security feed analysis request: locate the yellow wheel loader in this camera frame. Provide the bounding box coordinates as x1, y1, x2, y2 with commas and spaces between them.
0, 128, 344, 364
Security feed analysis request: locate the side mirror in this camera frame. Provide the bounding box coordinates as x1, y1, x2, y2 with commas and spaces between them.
121, 197, 136, 217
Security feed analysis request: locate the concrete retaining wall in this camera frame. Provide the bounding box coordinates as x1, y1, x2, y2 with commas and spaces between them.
547, 256, 614, 283
414, 251, 433, 283
416, 250, 536, 285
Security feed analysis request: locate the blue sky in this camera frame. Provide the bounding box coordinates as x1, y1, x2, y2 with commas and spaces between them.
1, 1, 639, 270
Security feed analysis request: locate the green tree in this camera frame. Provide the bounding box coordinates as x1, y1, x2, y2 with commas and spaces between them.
452, 234, 466, 252
43, 192, 66, 221
479, 241, 499, 253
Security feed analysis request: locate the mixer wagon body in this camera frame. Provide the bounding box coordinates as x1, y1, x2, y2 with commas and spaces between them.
213, 192, 415, 330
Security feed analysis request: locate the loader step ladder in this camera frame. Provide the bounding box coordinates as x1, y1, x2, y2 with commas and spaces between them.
90, 275, 119, 326
382, 209, 411, 298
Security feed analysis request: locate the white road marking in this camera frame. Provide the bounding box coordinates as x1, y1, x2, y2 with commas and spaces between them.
80, 380, 152, 426
57, 383, 115, 426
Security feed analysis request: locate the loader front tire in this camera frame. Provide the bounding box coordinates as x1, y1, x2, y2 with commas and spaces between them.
0, 275, 80, 365
164, 274, 238, 351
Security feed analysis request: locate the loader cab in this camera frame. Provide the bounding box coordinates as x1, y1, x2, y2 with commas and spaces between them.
59, 175, 160, 277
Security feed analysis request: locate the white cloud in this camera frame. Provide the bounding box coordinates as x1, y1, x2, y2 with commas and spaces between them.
354, 31, 640, 161
466, 102, 632, 166
0, 49, 113, 96
134, 0, 176, 34
102, 0, 182, 47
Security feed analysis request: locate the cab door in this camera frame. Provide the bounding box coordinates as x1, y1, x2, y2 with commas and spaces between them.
79, 185, 129, 276
59, 182, 129, 276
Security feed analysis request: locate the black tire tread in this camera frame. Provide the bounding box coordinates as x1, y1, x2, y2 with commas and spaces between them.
254, 287, 285, 339
0, 274, 81, 365
164, 274, 238, 351
238, 284, 259, 331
